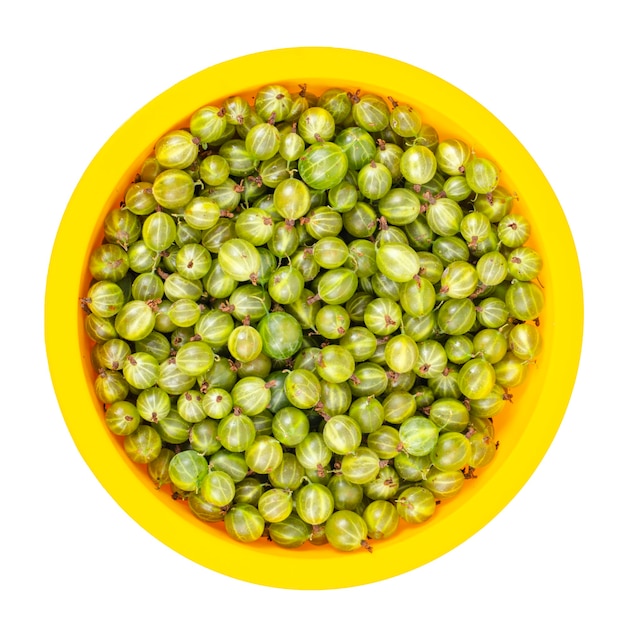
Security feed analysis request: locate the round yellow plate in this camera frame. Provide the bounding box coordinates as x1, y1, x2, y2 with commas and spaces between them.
45, 47, 583, 589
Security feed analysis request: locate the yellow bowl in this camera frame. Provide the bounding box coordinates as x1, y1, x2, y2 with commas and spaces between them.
45, 47, 583, 589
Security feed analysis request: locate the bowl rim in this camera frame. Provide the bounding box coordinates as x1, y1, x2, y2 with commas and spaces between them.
45, 46, 584, 589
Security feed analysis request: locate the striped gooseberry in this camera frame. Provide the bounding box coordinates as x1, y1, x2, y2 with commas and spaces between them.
378, 187, 421, 225
155, 129, 199, 170
493, 351, 529, 388
245, 120, 281, 161
384, 334, 419, 374
476, 251, 509, 286
151, 409, 191, 445
188, 493, 227, 523
357, 160, 393, 200
375, 242, 421, 283
475, 296, 510, 328
350, 91, 390, 132
468, 432, 498, 469
147, 448, 175, 489
284, 368, 322, 410
200, 469, 236, 507
362, 499, 399, 540
224, 503, 265, 543
399, 416, 440, 457
268, 514, 311, 549
505, 280, 545, 321
425, 197, 464, 237
348, 362, 388, 397
421, 467, 465, 499
216, 411, 256, 453
507, 246, 543, 282
298, 106, 335, 143
244, 435, 284, 474
430, 431, 471, 472
347, 395, 385, 433
82, 280, 126, 318
465, 156, 499, 194
314, 267, 358, 305
327, 474, 364, 511
363, 465, 400, 501
218, 139, 258, 177
89, 243, 129, 282
255, 84, 292, 122
437, 297, 477, 336
168, 449, 209, 493
123, 424, 162, 465
400, 144, 437, 185
174, 340, 215, 377
442, 175, 472, 202
311, 236, 350, 270
114, 300, 155, 342
508, 322, 543, 361
299, 141, 349, 191
396, 486, 437, 524
177, 389, 208, 424
381, 391, 417, 425
190, 105, 228, 145
209, 449, 249, 483
322, 414, 362, 455
363, 297, 402, 336
325, 510, 371, 552
156, 358, 195, 395
136, 386, 170, 423
294, 483, 334, 525
393, 451, 432, 482
431, 235, 470, 265
435, 138, 471, 176
269, 453, 306, 491
414, 339, 448, 379
473, 328, 508, 364
124, 181, 158, 216
104, 400, 141, 436
103, 208, 141, 249
367, 425, 402, 460
315, 345, 355, 384
473, 185, 515, 222
428, 397, 470, 432
497, 213, 531, 248
272, 407, 310, 447
217, 238, 262, 283
468, 383, 510, 418
152, 168, 195, 210
257, 488, 293, 524
122, 352, 159, 390
339, 446, 381, 485
227, 324, 263, 363
458, 357, 496, 400
389, 101, 422, 138
399, 276, 436, 317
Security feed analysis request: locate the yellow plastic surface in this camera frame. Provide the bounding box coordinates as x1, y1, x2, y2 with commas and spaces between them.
45, 47, 584, 589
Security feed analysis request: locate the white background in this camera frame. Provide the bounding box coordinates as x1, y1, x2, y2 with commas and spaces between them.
3, 1, 624, 623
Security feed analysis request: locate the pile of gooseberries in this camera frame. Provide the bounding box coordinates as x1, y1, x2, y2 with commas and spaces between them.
83, 82, 544, 553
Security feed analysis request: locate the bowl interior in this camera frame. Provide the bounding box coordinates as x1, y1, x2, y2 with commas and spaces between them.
45, 47, 583, 589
